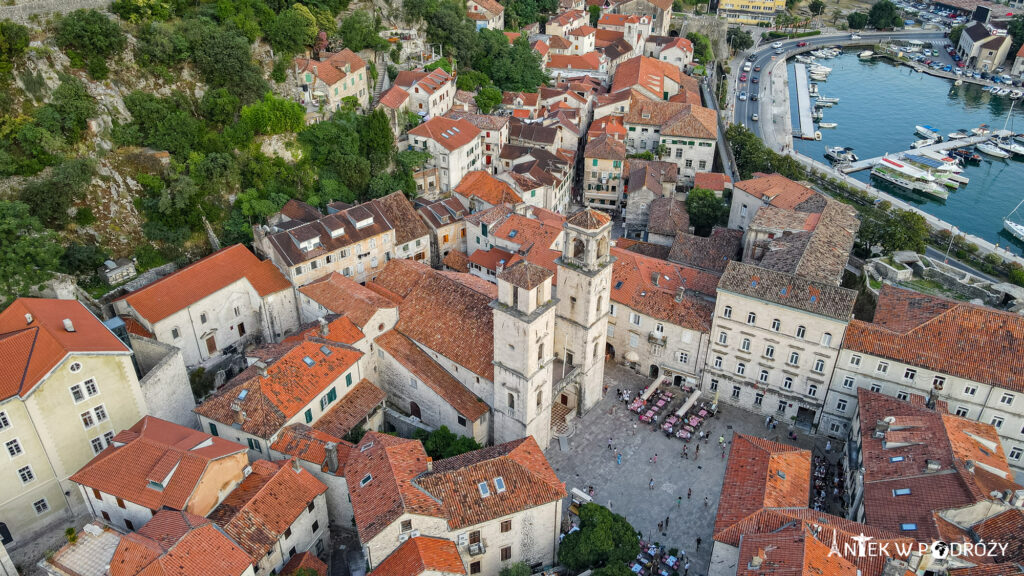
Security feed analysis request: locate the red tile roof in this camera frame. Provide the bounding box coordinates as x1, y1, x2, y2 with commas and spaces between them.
567, 25, 596, 36
299, 272, 397, 329
417, 436, 566, 530
585, 133, 626, 160
109, 510, 253, 576
547, 51, 604, 71
565, 207, 611, 229
735, 174, 819, 210
714, 435, 811, 537
271, 424, 353, 476
346, 432, 440, 543
694, 172, 733, 191
469, 0, 504, 14
610, 247, 718, 330
737, 526, 860, 576
454, 170, 523, 205
208, 459, 327, 562
294, 49, 367, 87
282, 551, 328, 576
193, 339, 363, 439
597, 13, 640, 26
611, 55, 682, 97
549, 8, 586, 26
121, 315, 155, 339
284, 315, 365, 347
120, 244, 291, 325
312, 378, 386, 439
379, 85, 410, 109
845, 285, 1024, 393
443, 250, 470, 273
0, 298, 130, 401
375, 331, 489, 421
71, 416, 247, 512
369, 536, 466, 576
951, 565, 1024, 576
468, 247, 516, 272
409, 117, 481, 152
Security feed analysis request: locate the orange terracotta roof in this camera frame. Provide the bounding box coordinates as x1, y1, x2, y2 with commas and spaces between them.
611, 55, 682, 97
714, 435, 811, 537
547, 51, 603, 71
71, 416, 247, 511
271, 424, 353, 476
504, 31, 521, 43
0, 298, 130, 401
588, 115, 627, 140
469, 0, 504, 15
454, 170, 523, 206
549, 8, 586, 26
120, 244, 291, 325
120, 315, 154, 339
597, 13, 639, 26
468, 247, 516, 272
375, 330, 489, 421
585, 133, 626, 160
502, 91, 540, 107
567, 25, 596, 36
610, 247, 717, 330
547, 35, 573, 50
282, 551, 328, 576
443, 250, 470, 273
379, 85, 410, 109
312, 378, 386, 439
844, 285, 1024, 393
284, 315, 365, 346
109, 510, 253, 576
346, 432, 441, 543
532, 40, 549, 56
294, 49, 366, 87
736, 526, 860, 576
366, 259, 433, 302
417, 436, 566, 530
298, 272, 397, 329
951, 565, 1024, 576
625, 94, 717, 139
694, 172, 733, 191
369, 536, 466, 576
735, 173, 820, 210
409, 117, 481, 152
566, 207, 611, 229
193, 340, 363, 439
208, 459, 327, 562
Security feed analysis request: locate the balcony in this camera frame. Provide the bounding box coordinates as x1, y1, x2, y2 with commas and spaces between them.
648, 331, 667, 346
468, 541, 487, 556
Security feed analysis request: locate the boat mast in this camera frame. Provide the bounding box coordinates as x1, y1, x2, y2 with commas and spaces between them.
1008, 197, 1024, 220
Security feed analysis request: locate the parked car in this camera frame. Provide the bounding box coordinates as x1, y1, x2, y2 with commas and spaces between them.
850, 34, 862, 39
751, 113, 759, 122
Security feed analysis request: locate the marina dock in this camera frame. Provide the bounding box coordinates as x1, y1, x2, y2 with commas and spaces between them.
838, 134, 997, 173
793, 63, 815, 140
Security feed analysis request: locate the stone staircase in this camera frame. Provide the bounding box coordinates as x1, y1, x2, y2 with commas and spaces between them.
371, 53, 389, 107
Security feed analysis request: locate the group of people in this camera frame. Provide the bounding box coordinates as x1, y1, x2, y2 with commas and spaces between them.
812, 453, 847, 513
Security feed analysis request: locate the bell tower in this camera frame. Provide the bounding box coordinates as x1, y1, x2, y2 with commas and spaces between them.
491, 261, 558, 449
555, 209, 614, 413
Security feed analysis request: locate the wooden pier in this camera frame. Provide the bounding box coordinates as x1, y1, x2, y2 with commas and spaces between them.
838, 134, 998, 173
793, 63, 816, 141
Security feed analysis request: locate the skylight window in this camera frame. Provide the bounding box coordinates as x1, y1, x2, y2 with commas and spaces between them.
303, 356, 315, 367
889, 456, 905, 463
615, 281, 623, 289
237, 389, 248, 401
360, 474, 373, 487
360, 442, 374, 452
893, 488, 911, 496
479, 481, 490, 497
777, 470, 786, 479
320, 345, 332, 356
495, 477, 506, 493
900, 523, 917, 531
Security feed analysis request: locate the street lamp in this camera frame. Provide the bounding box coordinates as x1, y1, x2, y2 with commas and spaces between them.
944, 226, 957, 263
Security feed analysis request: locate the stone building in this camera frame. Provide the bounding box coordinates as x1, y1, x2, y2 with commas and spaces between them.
113, 244, 299, 368
416, 196, 471, 268
582, 134, 627, 211
623, 161, 679, 239
702, 261, 857, 430
409, 117, 485, 194
292, 49, 369, 111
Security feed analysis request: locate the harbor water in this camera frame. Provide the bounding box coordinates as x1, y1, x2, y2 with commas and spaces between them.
788, 52, 1024, 255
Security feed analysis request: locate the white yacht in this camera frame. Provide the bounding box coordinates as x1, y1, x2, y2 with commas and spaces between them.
817, 96, 839, 104
859, 50, 874, 59
1005, 198, 1024, 242
818, 122, 838, 128
870, 156, 949, 200
947, 129, 970, 140
911, 138, 939, 149
977, 140, 1011, 158
915, 125, 942, 139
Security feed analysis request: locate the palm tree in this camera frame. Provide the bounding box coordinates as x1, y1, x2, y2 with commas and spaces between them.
830, 7, 843, 25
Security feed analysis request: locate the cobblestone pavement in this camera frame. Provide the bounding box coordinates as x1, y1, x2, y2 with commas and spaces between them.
545, 362, 841, 575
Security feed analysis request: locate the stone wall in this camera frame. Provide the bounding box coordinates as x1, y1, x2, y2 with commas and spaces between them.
921, 267, 999, 305
383, 407, 435, 438
129, 334, 197, 428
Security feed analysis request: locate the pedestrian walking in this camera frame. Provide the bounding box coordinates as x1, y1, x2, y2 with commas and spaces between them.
719, 435, 725, 446
608, 437, 613, 450
653, 453, 658, 464
765, 415, 771, 428
704, 496, 709, 507
695, 444, 700, 459
688, 487, 692, 499
617, 452, 622, 465
658, 521, 664, 532
772, 419, 777, 430
722, 447, 726, 459
684, 561, 690, 575
696, 537, 702, 551
682, 445, 689, 459
664, 516, 670, 528
826, 440, 832, 453
650, 478, 655, 490
677, 496, 682, 507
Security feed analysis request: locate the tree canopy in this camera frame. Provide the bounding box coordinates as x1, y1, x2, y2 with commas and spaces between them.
727, 27, 753, 52
686, 187, 727, 236
413, 426, 483, 459
846, 11, 868, 29
55, 10, 127, 79
687, 32, 713, 63
1008, 15, 1024, 61
558, 503, 640, 572
867, 0, 902, 29
808, 0, 826, 15
0, 201, 62, 308
726, 124, 805, 180
858, 208, 929, 255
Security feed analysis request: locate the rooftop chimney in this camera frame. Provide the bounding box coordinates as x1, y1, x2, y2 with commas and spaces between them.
255, 361, 268, 378
319, 317, 329, 337
1011, 489, 1024, 508
63, 319, 75, 333
749, 550, 765, 569
325, 442, 339, 474
291, 458, 301, 473
427, 457, 433, 473
24, 313, 32, 325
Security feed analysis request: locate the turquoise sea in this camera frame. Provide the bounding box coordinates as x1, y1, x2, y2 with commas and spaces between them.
788, 53, 1024, 255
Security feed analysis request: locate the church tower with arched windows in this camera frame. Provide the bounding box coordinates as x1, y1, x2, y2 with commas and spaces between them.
491, 260, 558, 449
554, 209, 614, 414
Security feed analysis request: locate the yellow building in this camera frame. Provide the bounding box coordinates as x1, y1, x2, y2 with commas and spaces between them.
0, 299, 148, 547
717, 0, 786, 24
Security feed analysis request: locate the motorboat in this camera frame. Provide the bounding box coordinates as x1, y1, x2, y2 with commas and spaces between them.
977, 140, 1011, 158
824, 146, 858, 164
971, 124, 992, 136
812, 109, 824, 120
911, 138, 939, 149
951, 148, 982, 164
947, 129, 970, 140
1015, 133, 1024, 144
818, 122, 838, 128
817, 96, 839, 104
859, 50, 874, 59
997, 138, 1024, 156
997, 88, 1012, 96
809, 64, 832, 73
1012, 90, 1023, 99
915, 125, 942, 139
815, 101, 835, 108
809, 83, 819, 96
870, 156, 949, 200
795, 55, 816, 64
1004, 198, 1024, 242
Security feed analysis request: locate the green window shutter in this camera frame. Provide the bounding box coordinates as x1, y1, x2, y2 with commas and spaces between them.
305, 409, 313, 423
532, 190, 536, 197
346, 373, 353, 387
481, 223, 489, 236
592, 159, 598, 166
613, 161, 621, 168
209, 423, 218, 437
328, 387, 337, 402
628, 127, 636, 132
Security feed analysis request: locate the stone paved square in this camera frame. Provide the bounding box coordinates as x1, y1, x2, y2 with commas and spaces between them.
546, 363, 829, 575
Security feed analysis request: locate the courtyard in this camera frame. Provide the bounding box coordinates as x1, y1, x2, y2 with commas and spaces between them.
545, 362, 837, 575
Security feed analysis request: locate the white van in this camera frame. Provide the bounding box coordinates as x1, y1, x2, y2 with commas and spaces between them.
743, 62, 752, 72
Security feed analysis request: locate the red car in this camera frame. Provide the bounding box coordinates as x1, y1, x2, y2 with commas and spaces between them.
740, 73, 748, 81
797, 41, 808, 47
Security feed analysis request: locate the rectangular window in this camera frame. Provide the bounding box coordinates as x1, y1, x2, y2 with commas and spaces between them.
904, 369, 916, 381
0, 411, 10, 430
458, 415, 467, 427
91, 437, 104, 454
896, 391, 909, 401
70, 384, 85, 403
778, 400, 787, 413
209, 423, 219, 436
501, 520, 512, 533
1010, 447, 1023, 461
18, 465, 34, 483
304, 409, 313, 423
710, 379, 718, 391
843, 376, 855, 388
81, 411, 95, 429
732, 386, 740, 399
963, 384, 976, 396
93, 405, 107, 422
991, 416, 1005, 429
849, 355, 861, 367
247, 438, 261, 453
630, 313, 641, 326
84, 379, 98, 396
754, 393, 764, 406
876, 362, 889, 374
471, 561, 481, 574
870, 383, 882, 393
346, 373, 353, 387
501, 546, 512, 561
837, 399, 848, 412
33, 499, 49, 515
955, 406, 969, 417
677, 352, 688, 364
103, 431, 114, 446
1002, 393, 1015, 406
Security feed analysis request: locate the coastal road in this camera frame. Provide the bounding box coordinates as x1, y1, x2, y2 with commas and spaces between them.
732, 31, 949, 149
923, 245, 999, 282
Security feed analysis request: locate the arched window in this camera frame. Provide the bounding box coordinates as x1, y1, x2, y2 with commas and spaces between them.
746, 312, 757, 325
593, 341, 599, 360
723, 306, 732, 319
808, 384, 818, 397
759, 369, 769, 383
572, 238, 586, 260
813, 359, 825, 373
736, 362, 746, 376
783, 377, 793, 389
740, 338, 751, 352
596, 296, 603, 315
771, 319, 781, 331
821, 332, 833, 347
796, 325, 806, 339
